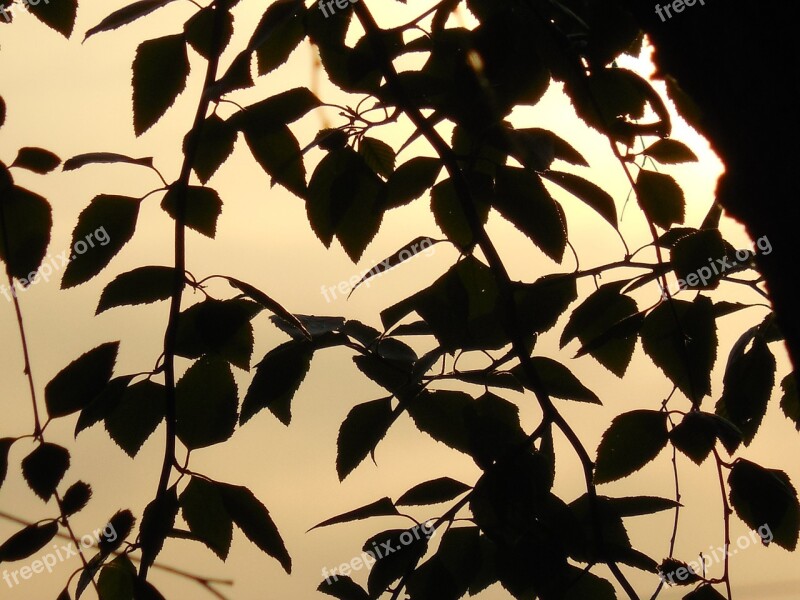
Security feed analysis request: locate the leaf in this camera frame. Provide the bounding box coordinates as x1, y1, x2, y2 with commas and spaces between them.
271, 314, 345, 340
139, 487, 179, 561
337, 397, 394, 481
229, 87, 321, 132
510, 128, 589, 168
176, 358, 239, 450
385, 157, 442, 209
0, 96, 5, 129
0, 438, 13, 489
310, 498, 399, 531
780, 372, 800, 430
0, 521, 59, 561
99, 510, 136, 555
84, 0, 178, 40
97, 266, 175, 314
187, 114, 237, 184
217, 483, 292, 573
561, 281, 638, 376
241, 341, 314, 425
251, 0, 306, 76
641, 139, 698, 164
493, 166, 566, 261
636, 170, 685, 229
61, 481, 92, 516
595, 410, 668, 484
683, 584, 727, 600
669, 411, 719, 464
396, 477, 471, 506
348, 237, 440, 298
27, 0, 77, 37
513, 274, 577, 337
160, 186, 222, 238
132, 34, 190, 135
607, 495, 680, 517
728, 459, 800, 550
75, 375, 134, 436
226, 277, 311, 339
715, 335, 775, 444
61, 195, 141, 288
97, 555, 136, 600
45, 342, 119, 418
317, 576, 371, 600
104, 380, 166, 457
543, 170, 617, 227
430, 176, 491, 252
180, 477, 233, 560
11, 147, 61, 174
359, 137, 395, 178
242, 124, 306, 196
671, 229, 728, 290
63, 152, 154, 171
184, 5, 234, 59
641, 296, 717, 399
0, 186, 52, 280
512, 357, 600, 404
22, 443, 70, 500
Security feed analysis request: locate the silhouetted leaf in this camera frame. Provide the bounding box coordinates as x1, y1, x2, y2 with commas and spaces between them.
27, 0, 77, 37
317, 575, 370, 600
658, 558, 702, 586
188, 114, 237, 184
176, 358, 238, 450
75, 375, 134, 436
160, 186, 222, 238
337, 397, 394, 481
385, 157, 442, 209
310, 498, 399, 531
781, 372, 799, 431
0, 185, 52, 280
139, 487, 179, 561
396, 477, 470, 506
63, 152, 154, 171
271, 314, 344, 340
251, 0, 306, 75
641, 139, 698, 164
180, 477, 233, 560
670, 411, 719, 464
61, 481, 92, 516
226, 277, 311, 339
513, 357, 601, 404
217, 483, 291, 572
0, 521, 58, 561
494, 166, 566, 261
608, 495, 680, 517
243, 124, 306, 196
364, 528, 429, 597
514, 274, 577, 337
132, 34, 190, 135
22, 443, 70, 500
430, 176, 491, 252
349, 237, 440, 298
84, 0, 178, 40
359, 137, 395, 178
98, 510, 136, 555
543, 170, 617, 227
184, 5, 234, 59
241, 340, 314, 425
97, 266, 175, 314
97, 555, 136, 600
683, 584, 727, 600
61, 195, 141, 288
671, 229, 728, 290
0, 438, 13, 489
45, 341, 119, 418
229, 87, 320, 131
104, 380, 166, 457
0, 97, 5, 128
636, 170, 685, 229
595, 410, 668, 483
11, 147, 60, 174
728, 459, 799, 551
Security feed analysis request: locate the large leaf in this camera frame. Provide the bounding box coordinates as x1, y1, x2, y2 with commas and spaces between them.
104, 380, 166, 457
0, 521, 59, 562
139, 487, 179, 562
595, 410, 668, 484
27, 0, 77, 37
180, 477, 233, 560
242, 124, 306, 196
359, 137, 395, 179
228, 87, 320, 132
512, 357, 600, 404
0, 186, 52, 281
251, 0, 306, 75
431, 176, 491, 252
84, 0, 178, 39
396, 477, 471, 506
636, 170, 685, 229
728, 459, 800, 550
61, 195, 141, 288
542, 170, 617, 228
97, 266, 175, 313
217, 483, 291, 573
336, 397, 394, 481
176, 358, 239, 450
385, 157, 442, 209
183, 5, 234, 59
45, 342, 119, 418
187, 114, 238, 184
97, 555, 136, 600
513, 274, 577, 337
132, 34, 190, 135
240, 340, 314, 425
22, 443, 70, 500
160, 186, 223, 238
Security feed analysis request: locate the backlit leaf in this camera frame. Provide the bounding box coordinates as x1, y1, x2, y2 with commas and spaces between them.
132, 34, 190, 135
97, 266, 176, 314
45, 342, 119, 418
337, 397, 394, 481
160, 186, 222, 238
22, 443, 70, 500
595, 410, 668, 483
176, 358, 239, 450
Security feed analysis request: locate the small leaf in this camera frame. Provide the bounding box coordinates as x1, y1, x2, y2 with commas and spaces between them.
0, 185, 52, 281
184, 5, 234, 59
99, 510, 136, 555
176, 358, 239, 450
641, 139, 698, 164
512, 357, 601, 404
337, 397, 394, 481
104, 380, 166, 457
11, 147, 61, 174
396, 477, 470, 506
385, 157, 442, 209
348, 237, 440, 298
188, 115, 237, 184
180, 477, 233, 560
139, 487, 179, 561
217, 483, 292, 573
160, 186, 222, 238
359, 137, 395, 178
61, 481, 92, 516
636, 170, 685, 229
310, 498, 399, 531
97, 266, 176, 314
608, 495, 680, 517
543, 170, 617, 227
0, 521, 59, 561
61, 195, 141, 288
226, 277, 311, 339
22, 443, 70, 500
45, 342, 119, 418
243, 124, 306, 196
229, 87, 321, 131
780, 372, 799, 430
682, 584, 727, 600
63, 152, 154, 171
132, 34, 190, 135
27, 0, 77, 37
75, 375, 134, 436
670, 411, 719, 464
595, 410, 668, 484
241, 341, 313, 425
317, 576, 370, 600
84, 0, 178, 40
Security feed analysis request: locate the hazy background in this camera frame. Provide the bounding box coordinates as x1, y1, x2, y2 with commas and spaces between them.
0, 1, 797, 598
